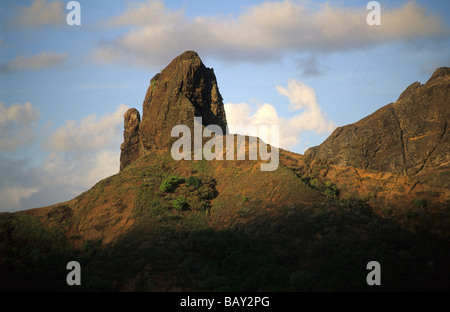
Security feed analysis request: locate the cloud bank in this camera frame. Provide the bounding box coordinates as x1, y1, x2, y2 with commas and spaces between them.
0, 52, 69, 73
0, 104, 128, 212
93, 0, 448, 68
45, 104, 128, 152
14, 0, 65, 28
0, 102, 40, 151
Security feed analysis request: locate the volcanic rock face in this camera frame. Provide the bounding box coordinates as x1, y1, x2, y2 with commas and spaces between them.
305, 67, 449, 177
120, 108, 140, 171
120, 51, 228, 170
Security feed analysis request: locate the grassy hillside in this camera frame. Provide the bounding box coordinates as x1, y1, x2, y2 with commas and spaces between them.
1, 149, 449, 291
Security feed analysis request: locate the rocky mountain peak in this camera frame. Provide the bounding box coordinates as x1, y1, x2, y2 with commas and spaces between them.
120, 51, 228, 170
305, 67, 449, 179
427, 66, 450, 82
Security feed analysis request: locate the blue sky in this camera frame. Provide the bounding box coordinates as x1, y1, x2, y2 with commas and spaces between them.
0, 0, 449, 212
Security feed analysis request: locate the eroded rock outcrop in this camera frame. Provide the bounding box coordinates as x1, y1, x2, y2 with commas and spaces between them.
120, 108, 141, 171
120, 51, 228, 170
305, 67, 449, 178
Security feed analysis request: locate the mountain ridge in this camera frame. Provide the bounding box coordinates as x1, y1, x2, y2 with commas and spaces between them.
305, 66, 449, 177
0, 52, 449, 292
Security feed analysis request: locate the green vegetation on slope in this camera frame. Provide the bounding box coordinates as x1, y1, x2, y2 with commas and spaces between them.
2, 193, 449, 291
1, 151, 449, 292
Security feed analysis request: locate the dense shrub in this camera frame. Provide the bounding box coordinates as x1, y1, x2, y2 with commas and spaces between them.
307, 177, 339, 198
159, 174, 182, 193
187, 176, 202, 189
173, 196, 189, 211
323, 181, 339, 198
309, 178, 321, 189
414, 198, 426, 208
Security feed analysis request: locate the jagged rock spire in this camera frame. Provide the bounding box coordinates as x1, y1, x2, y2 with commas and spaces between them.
120, 51, 228, 170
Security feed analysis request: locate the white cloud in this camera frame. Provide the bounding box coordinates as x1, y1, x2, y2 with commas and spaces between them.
93, 0, 448, 68
225, 80, 336, 150
0, 105, 129, 212
0, 186, 38, 212
106, 0, 184, 28
0, 150, 121, 212
1, 52, 69, 73
85, 150, 121, 185
15, 0, 65, 28
277, 80, 335, 133
0, 102, 40, 151
45, 104, 129, 152
0, 156, 39, 212
41, 149, 120, 193
0, 102, 39, 125
277, 80, 318, 112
